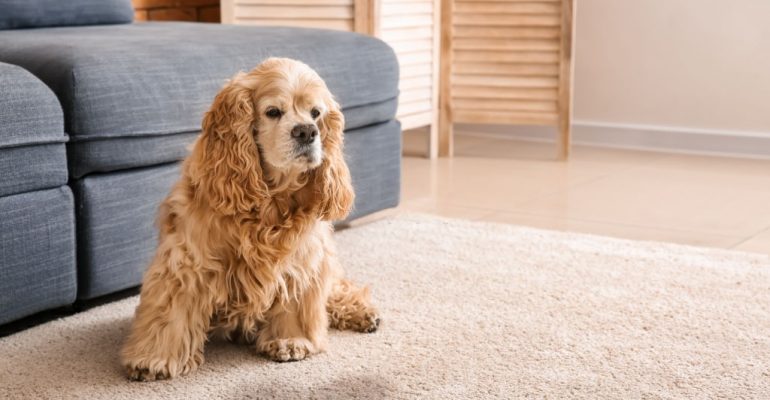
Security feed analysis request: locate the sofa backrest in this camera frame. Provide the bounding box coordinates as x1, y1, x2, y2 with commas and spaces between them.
0, 0, 134, 30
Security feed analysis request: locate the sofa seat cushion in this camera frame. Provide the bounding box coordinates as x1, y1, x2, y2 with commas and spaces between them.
0, 186, 77, 325
0, 22, 399, 139
0, 63, 68, 196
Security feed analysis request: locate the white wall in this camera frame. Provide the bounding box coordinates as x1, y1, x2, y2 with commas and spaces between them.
574, 0, 770, 134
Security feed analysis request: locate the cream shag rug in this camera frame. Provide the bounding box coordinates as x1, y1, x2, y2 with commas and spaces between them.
2, 214, 770, 399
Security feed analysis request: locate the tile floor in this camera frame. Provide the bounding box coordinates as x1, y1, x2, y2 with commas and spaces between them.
352, 127, 770, 256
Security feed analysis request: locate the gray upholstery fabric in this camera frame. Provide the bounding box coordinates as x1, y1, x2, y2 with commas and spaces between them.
65, 97, 398, 178
0, 62, 68, 196
0, 62, 64, 148
67, 132, 198, 179
345, 120, 402, 220
0, 144, 67, 197
0, 22, 399, 139
72, 119, 400, 299
73, 163, 181, 300
0, 187, 76, 325
0, 0, 133, 30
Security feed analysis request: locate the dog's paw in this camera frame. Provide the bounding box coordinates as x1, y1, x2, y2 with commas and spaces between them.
124, 353, 202, 382
259, 338, 315, 362
356, 311, 381, 333
127, 366, 169, 382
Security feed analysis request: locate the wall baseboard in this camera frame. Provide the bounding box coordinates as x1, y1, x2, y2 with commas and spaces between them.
454, 121, 770, 159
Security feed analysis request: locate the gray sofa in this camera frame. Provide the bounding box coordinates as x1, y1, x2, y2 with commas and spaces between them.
0, 0, 401, 326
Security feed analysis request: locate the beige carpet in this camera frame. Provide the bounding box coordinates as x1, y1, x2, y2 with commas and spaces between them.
2, 214, 770, 399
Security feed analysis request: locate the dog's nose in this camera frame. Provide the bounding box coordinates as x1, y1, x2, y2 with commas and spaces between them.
291, 124, 318, 144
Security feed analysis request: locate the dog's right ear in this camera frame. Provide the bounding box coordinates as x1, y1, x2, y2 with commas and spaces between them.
190, 74, 268, 215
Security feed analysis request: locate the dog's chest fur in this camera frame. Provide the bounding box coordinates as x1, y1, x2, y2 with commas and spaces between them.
209, 220, 331, 338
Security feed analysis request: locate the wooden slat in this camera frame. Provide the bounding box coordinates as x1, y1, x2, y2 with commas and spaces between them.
454, 14, 560, 26
234, 18, 353, 30
455, 2, 560, 15
398, 99, 433, 115
388, 38, 433, 54
454, 38, 559, 51
453, 98, 557, 113
399, 112, 434, 131
398, 51, 433, 66
236, 0, 351, 4
381, 14, 433, 29
400, 63, 433, 78
453, 110, 557, 125
454, 26, 560, 39
452, 86, 557, 101
453, 74, 557, 88
235, 5, 352, 19
380, 26, 433, 41
452, 0, 559, 2
400, 87, 433, 103
454, 50, 559, 63
399, 76, 432, 91
453, 62, 558, 76
382, 1, 432, 16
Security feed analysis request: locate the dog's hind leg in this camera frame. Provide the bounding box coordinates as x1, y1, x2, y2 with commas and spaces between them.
120, 244, 215, 381
327, 279, 380, 333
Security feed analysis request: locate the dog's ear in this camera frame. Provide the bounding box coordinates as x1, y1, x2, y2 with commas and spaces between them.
190, 74, 267, 215
313, 97, 355, 221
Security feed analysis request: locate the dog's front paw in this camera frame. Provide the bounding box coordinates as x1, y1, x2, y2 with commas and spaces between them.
124, 353, 202, 382
258, 338, 315, 362
126, 365, 169, 382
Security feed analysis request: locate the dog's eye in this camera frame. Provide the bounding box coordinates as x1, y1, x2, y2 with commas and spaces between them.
311, 108, 320, 119
265, 108, 283, 119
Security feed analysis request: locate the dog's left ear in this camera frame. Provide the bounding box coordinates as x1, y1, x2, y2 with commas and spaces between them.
314, 97, 355, 221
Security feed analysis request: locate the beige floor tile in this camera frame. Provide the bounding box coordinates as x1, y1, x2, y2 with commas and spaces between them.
512, 166, 770, 237
398, 198, 491, 220
399, 131, 770, 251
732, 228, 770, 255
478, 212, 743, 249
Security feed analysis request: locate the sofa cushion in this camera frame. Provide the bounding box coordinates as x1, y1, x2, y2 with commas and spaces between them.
73, 163, 181, 300
0, 0, 133, 30
0, 22, 399, 139
65, 97, 398, 178
0, 62, 68, 196
0, 186, 77, 325
0, 62, 65, 148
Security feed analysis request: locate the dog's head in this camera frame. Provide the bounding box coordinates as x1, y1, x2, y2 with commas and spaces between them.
191, 58, 354, 220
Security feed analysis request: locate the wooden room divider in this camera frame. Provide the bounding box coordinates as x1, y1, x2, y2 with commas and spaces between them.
439, 0, 574, 159
221, 0, 574, 159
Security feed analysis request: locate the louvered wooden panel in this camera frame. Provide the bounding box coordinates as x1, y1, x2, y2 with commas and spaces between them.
450, 0, 561, 127
223, 0, 355, 31
380, 0, 440, 132
438, 0, 574, 158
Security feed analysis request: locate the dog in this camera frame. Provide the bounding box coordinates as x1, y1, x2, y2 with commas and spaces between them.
120, 58, 380, 381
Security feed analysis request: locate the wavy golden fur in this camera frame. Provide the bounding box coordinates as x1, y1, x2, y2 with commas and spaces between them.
120, 58, 380, 381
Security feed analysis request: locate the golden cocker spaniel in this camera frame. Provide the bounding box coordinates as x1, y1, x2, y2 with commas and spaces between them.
121, 58, 380, 381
